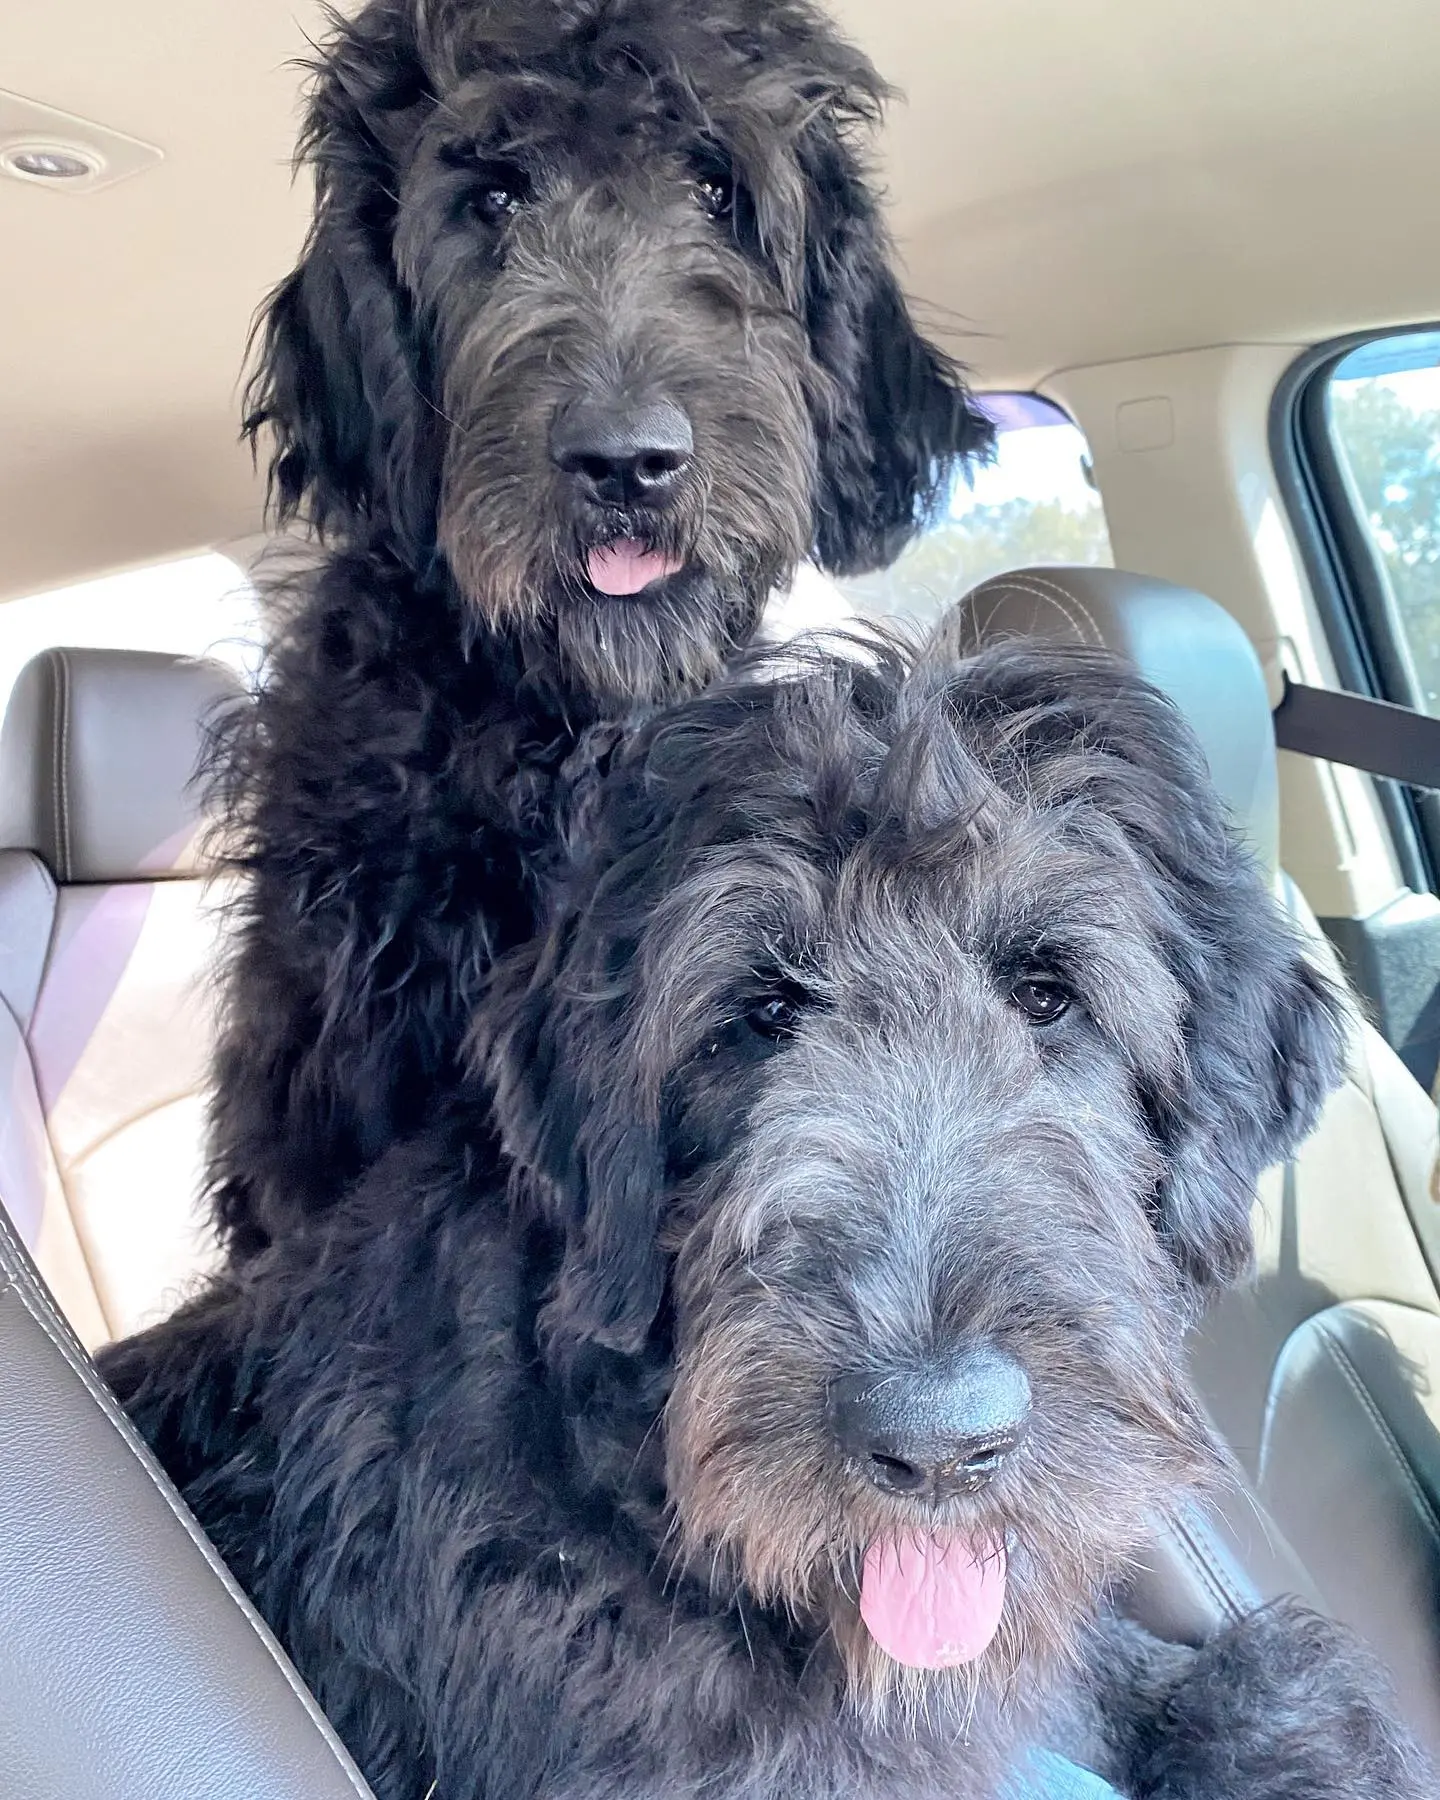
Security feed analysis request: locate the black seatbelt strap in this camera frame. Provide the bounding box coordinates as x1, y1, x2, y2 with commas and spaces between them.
1272, 677, 1440, 791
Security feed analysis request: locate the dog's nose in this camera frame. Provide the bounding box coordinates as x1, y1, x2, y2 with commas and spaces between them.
549, 398, 693, 508
828, 1350, 1031, 1501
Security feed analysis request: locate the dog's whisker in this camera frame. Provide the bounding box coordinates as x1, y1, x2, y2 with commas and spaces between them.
626, 1407, 666, 1482
733, 1590, 757, 1670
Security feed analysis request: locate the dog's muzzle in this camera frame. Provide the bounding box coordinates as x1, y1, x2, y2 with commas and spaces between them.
828, 1349, 1030, 1671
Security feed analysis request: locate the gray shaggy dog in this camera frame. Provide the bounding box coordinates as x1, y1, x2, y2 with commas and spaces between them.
209, 0, 993, 1260
103, 640, 1433, 1799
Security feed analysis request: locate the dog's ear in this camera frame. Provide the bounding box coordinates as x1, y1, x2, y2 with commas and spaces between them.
1155, 937, 1346, 1297
791, 106, 995, 575
477, 672, 832, 1354
479, 867, 669, 1358
479, 663, 909, 1352
243, 11, 440, 557
949, 644, 1351, 1298
1088, 699, 1350, 1299
1075, 665, 1348, 1297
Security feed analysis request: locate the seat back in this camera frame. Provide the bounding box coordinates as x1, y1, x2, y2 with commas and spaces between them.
0, 648, 245, 1347
959, 566, 1440, 1755
0, 1198, 375, 1798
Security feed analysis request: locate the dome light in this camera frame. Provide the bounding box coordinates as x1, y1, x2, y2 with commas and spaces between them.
2, 143, 102, 183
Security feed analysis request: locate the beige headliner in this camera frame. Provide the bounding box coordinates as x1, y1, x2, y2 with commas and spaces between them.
3, 0, 1438, 600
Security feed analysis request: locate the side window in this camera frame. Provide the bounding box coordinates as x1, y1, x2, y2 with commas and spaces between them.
833, 393, 1112, 624
1327, 333, 1440, 714
0, 552, 262, 718
1281, 328, 1440, 1085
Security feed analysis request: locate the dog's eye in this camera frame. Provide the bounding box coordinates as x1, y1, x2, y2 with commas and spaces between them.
471, 177, 527, 226
745, 994, 802, 1041
445, 153, 530, 227
692, 172, 734, 220
1008, 974, 1072, 1025
478, 185, 521, 219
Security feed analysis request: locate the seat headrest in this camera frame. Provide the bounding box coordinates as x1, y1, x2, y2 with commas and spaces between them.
952, 567, 1279, 873
0, 649, 247, 883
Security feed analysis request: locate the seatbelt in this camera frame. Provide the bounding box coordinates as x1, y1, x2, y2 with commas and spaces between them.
1272, 677, 1440, 791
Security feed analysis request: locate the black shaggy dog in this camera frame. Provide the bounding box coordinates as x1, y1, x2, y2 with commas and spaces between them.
211, 0, 992, 1257
105, 641, 1431, 1799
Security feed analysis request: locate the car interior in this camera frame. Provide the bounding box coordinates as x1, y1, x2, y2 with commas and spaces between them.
2, 1, 1439, 1794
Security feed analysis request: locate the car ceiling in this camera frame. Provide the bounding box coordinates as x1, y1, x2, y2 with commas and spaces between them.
2, 0, 1437, 602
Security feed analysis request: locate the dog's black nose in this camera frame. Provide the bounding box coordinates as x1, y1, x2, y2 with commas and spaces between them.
549, 398, 693, 508
828, 1350, 1031, 1501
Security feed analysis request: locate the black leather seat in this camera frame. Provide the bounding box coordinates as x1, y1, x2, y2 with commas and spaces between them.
0, 1203, 375, 1797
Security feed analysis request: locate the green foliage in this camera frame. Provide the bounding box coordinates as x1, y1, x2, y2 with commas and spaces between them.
839, 493, 1111, 623
1331, 379, 1440, 711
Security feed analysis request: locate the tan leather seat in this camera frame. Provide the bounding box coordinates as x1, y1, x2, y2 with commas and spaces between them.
0, 648, 245, 1348
958, 567, 1440, 1756
0, 1187, 376, 1797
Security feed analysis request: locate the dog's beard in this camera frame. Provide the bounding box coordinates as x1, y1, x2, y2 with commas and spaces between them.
441, 468, 807, 702
553, 565, 770, 704
437, 434, 809, 698
441, 478, 794, 701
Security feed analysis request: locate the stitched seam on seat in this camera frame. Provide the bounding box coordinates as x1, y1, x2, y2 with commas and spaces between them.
61, 1089, 211, 1169
1317, 1323, 1440, 1551
1163, 1523, 1235, 1621
981, 573, 1107, 647
1167, 1510, 1250, 1624
968, 579, 1092, 651
976, 577, 1090, 642
0, 1217, 373, 1796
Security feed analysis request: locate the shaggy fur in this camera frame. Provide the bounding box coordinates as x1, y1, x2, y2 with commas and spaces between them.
210, 0, 992, 1256
104, 641, 1431, 1799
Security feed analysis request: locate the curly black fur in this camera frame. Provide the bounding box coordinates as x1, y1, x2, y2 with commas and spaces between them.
211, 0, 992, 1256
1078, 1604, 1432, 1798
103, 640, 1429, 1799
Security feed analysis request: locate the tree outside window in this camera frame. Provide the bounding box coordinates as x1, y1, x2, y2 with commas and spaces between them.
1329, 334, 1440, 714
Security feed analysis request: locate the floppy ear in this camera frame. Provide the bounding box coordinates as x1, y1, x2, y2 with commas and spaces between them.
1092, 704, 1350, 1298
1155, 932, 1346, 1297
479, 890, 669, 1358
948, 644, 1351, 1298
793, 113, 995, 575
475, 672, 833, 1354
242, 10, 441, 557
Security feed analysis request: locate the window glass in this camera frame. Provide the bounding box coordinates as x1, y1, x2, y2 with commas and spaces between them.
0, 552, 262, 719
1328, 332, 1440, 713
835, 393, 1111, 623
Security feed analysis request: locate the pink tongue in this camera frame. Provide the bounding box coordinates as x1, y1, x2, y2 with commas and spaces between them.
860, 1536, 1007, 1669
585, 539, 683, 596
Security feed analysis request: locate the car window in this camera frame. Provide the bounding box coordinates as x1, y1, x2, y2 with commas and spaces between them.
0, 552, 262, 719
837, 394, 1111, 619
1327, 331, 1440, 714
767, 395, 1111, 637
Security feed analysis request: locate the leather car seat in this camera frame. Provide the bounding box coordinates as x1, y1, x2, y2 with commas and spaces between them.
0, 648, 246, 1348
0, 1191, 375, 1797
957, 566, 1440, 1755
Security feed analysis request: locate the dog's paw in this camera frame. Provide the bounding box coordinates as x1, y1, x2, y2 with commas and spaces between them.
1134, 1599, 1432, 1799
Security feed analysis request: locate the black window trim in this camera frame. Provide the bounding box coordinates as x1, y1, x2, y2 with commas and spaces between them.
1270, 325, 1440, 897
